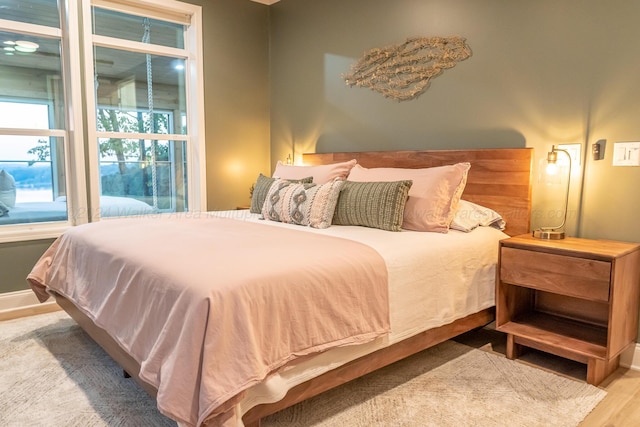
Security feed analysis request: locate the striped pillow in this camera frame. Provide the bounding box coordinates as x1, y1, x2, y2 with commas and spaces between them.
333, 180, 412, 231
262, 179, 345, 229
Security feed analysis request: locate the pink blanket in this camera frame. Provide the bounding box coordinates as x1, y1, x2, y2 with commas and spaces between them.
28, 216, 390, 426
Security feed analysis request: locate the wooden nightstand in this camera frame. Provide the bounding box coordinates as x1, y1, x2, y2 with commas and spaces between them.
496, 234, 640, 385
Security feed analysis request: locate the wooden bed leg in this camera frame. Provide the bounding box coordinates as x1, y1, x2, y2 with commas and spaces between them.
123, 369, 131, 378
505, 334, 522, 360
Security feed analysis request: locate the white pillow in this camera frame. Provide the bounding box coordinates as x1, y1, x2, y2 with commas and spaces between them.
0, 170, 16, 207
0, 200, 8, 216
450, 200, 505, 232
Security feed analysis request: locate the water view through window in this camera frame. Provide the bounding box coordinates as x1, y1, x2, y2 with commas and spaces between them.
0, 101, 55, 203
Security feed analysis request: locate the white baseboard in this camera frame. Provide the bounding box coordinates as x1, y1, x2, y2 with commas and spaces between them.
0, 289, 60, 321
620, 343, 640, 371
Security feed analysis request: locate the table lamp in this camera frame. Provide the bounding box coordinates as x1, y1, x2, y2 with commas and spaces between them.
533, 145, 572, 240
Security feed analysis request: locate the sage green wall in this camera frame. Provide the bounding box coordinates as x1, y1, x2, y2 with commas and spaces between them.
0, 239, 55, 293
269, 0, 640, 243
0, 0, 270, 294
183, 0, 271, 210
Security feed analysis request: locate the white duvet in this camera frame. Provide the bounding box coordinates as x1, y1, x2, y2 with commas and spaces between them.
209, 210, 508, 422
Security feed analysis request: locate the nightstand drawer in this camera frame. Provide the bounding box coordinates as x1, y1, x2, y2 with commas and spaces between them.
500, 247, 611, 301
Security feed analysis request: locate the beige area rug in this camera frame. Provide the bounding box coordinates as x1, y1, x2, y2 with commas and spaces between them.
262, 340, 607, 427
0, 310, 175, 427
1, 311, 606, 427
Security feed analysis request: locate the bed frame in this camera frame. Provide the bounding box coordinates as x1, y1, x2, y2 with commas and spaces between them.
54, 148, 533, 427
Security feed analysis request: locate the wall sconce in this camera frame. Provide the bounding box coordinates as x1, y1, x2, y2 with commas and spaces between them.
533, 145, 572, 240
285, 154, 293, 165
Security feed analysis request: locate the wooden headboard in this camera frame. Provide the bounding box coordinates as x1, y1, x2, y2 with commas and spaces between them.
302, 148, 533, 237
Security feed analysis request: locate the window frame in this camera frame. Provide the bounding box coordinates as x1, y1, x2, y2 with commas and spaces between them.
0, 0, 206, 242
82, 0, 206, 223
0, 2, 84, 242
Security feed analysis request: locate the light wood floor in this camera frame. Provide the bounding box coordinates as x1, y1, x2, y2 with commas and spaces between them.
455, 324, 640, 426
580, 367, 640, 426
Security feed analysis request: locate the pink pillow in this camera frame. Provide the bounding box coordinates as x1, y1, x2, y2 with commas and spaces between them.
347, 163, 470, 232
273, 159, 357, 184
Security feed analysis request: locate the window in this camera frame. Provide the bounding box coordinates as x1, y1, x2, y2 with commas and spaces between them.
0, 0, 205, 242
96, 107, 183, 211
0, 8, 70, 231
0, 101, 61, 204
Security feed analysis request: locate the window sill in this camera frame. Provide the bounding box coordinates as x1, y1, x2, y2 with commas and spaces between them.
0, 222, 70, 243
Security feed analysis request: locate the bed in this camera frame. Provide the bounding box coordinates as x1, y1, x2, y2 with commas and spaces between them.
27, 148, 533, 427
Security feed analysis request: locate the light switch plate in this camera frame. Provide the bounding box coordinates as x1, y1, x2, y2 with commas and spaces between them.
613, 142, 640, 166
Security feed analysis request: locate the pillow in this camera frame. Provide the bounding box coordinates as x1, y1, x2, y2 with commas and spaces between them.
0, 200, 8, 217
99, 196, 155, 217
346, 163, 470, 233
332, 180, 412, 232
273, 159, 357, 184
450, 200, 506, 232
262, 179, 345, 229
0, 170, 17, 208
250, 174, 313, 214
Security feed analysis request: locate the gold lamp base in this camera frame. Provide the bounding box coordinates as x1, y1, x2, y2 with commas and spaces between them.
532, 228, 566, 240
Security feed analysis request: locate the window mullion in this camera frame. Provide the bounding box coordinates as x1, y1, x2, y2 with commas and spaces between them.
92, 0, 192, 26
64, 0, 89, 226
0, 18, 62, 37
92, 34, 187, 58
0, 128, 66, 137
96, 131, 188, 141
184, 8, 206, 213
80, 0, 102, 223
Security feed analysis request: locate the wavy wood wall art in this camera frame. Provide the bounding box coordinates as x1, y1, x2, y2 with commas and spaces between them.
342, 36, 472, 101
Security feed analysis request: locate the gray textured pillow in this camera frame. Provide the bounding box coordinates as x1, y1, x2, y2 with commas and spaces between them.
250, 174, 314, 214
0, 200, 8, 217
333, 180, 413, 232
